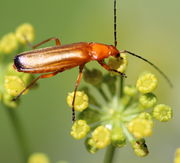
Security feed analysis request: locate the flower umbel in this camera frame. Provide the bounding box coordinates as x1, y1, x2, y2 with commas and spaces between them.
67, 66, 172, 157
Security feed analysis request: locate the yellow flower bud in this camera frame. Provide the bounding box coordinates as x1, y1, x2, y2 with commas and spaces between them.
136, 72, 158, 94
67, 91, 88, 112
128, 117, 153, 139
152, 104, 172, 122
131, 139, 149, 157
139, 93, 157, 108
0, 33, 18, 54
3, 93, 19, 108
16, 23, 35, 44
92, 126, 111, 149
124, 85, 137, 96
174, 148, 180, 163
4, 75, 26, 96
108, 53, 128, 74
71, 120, 90, 139
28, 153, 50, 163
85, 138, 98, 154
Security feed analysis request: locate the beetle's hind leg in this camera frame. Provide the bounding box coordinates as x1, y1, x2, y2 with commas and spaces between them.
12, 71, 62, 101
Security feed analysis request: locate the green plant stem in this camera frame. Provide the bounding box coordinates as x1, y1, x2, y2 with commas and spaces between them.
6, 107, 30, 163
104, 145, 116, 163
120, 77, 124, 98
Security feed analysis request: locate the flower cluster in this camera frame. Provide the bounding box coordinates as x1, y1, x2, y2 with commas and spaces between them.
0, 23, 35, 108
67, 55, 172, 157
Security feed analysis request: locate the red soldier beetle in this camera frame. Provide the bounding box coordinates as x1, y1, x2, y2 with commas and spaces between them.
12, 37, 172, 122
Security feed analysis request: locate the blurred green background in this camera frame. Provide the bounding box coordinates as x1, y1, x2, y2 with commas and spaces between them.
0, 0, 179, 163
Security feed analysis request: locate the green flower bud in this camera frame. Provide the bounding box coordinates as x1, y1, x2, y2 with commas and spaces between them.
0, 33, 18, 54
111, 127, 126, 147
78, 108, 101, 124
92, 126, 111, 149
139, 93, 157, 108
16, 23, 35, 44
136, 72, 158, 94
152, 104, 172, 122
131, 139, 149, 157
124, 85, 137, 96
28, 153, 49, 163
85, 137, 98, 154
71, 120, 90, 139
174, 148, 180, 163
4, 75, 26, 96
108, 53, 128, 73
128, 117, 153, 139
2, 93, 19, 108
67, 91, 88, 112
83, 68, 103, 86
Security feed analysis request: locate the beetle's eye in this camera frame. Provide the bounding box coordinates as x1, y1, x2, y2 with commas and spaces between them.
116, 53, 120, 58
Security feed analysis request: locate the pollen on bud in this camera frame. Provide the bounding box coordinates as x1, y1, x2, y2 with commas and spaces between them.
4, 75, 26, 97
67, 91, 88, 112
28, 153, 50, 163
92, 126, 111, 149
16, 23, 35, 44
0, 33, 18, 54
174, 148, 180, 163
131, 139, 149, 157
71, 120, 90, 139
108, 53, 128, 73
111, 127, 126, 147
83, 68, 103, 86
124, 85, 137, 96
136, 72, 158, 94
139, 93, 157, 108
128, 117, 153, 139
152, 104, 172, 122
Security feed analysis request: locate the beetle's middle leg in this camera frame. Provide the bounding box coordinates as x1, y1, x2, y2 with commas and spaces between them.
71, 64, 85, 123
12, 70, 62, 101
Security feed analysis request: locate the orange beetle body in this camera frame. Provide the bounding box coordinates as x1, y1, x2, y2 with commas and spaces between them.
14, 42, 119, 74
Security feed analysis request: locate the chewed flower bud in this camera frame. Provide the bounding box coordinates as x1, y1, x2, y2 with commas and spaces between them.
124, 85, 137, 96
85, 138, 98, 154
28, 153, 50, 163
111, 127, 126, 147
136, 72, 158, 94
128, 117, 153, 139
16, 23, 35, 44
139, 93, 157, 108
131, 139, 149, 157
0, 33, 18, 54
174, 148, 180, 163
67, 91, 88, 112
4, 75, 26, 96
92, 126, 111, 149
83, 68, 103, 86
108, 53, 128, 73
152, 104, 172, 122
71, 120, 90, 139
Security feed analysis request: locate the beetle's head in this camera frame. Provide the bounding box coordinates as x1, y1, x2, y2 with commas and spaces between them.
90, 43, 120, 60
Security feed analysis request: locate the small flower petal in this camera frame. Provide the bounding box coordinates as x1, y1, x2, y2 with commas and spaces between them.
71, 120, 90, 139
16, 23, 35, 44
92, 126, 111, 149
152, 104, 172, 122
67, 91, 88, 112
28, 153, 50, 163
136, 72, 158, 94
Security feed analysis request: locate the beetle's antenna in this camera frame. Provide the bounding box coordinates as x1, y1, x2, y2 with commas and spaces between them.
122, 50, 173, 87
114, 0, 117, 47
